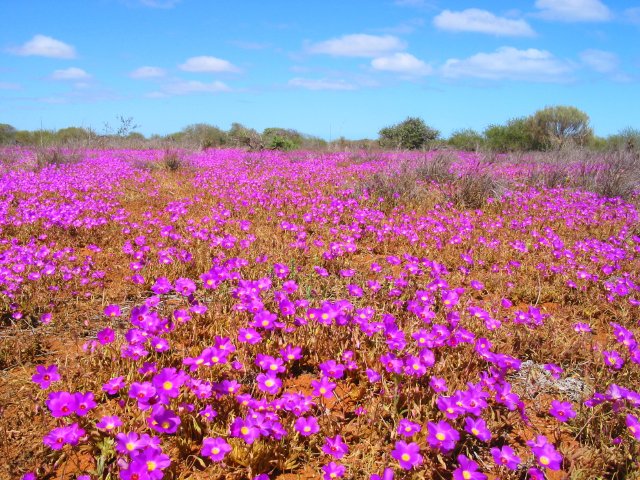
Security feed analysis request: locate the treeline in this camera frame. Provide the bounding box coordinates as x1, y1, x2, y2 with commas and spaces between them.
379, 106, 639, 152
0, 121, 332, 151
1, 105, 638, 152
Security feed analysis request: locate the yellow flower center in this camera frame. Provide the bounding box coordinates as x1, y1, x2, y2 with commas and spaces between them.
212, 447, 220, 454
436, 433, 445, 441
471, 428, 479, 436
126, 442, 135, 451
241, 426, 249, 435
265, 379, 275, 387
147, 461, 157, 471
463, 472, 471, 480
401, 453, 410, 461
162, 381, 173, 390
540, 456, 550, 466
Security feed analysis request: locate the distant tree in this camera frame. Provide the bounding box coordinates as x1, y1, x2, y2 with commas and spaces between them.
262, 127, 303, 150
528, 106, 592, 149
228, 122, 262, 150
0, 123, 17, 144
180, 124, 228, 149
447, 128, 483, 151
606, 127, 640, 151
484, 117, 538, 152
55, 126, 91, 144
378, 117, 439, 150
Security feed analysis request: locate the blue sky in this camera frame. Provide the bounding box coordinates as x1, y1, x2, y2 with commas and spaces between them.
1, 0, 639, 139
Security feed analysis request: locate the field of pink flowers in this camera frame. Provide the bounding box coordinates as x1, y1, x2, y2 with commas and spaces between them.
1, 148, 639, 480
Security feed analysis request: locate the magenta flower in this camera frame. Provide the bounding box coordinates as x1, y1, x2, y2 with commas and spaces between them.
397, 419, 421, 437
46, 391, 77, 417
273, 263, 290, 278
202, 437, 232, 461
322, 435, 349, 459
148, 407, 181, 434
429, 376, 448, 393
370, 468, 395, 480
295, 416, 320, 436
131, 446, 171, 479
464, 417, 492, 442
43, 423, 85, 450
280, 344, 302, 362
319, 359, 345, 379
311, 376, 336, 398
97, 327, 115, 345
104, 304, 121, 317
490, 445, 521, 470
96, 415, 122, 431
115, 431, 149, 455
151, 276, 172, 294
322, 462, 346, 479
391, 440, 423, 470
603, 350, 624, 370
257, 372, 282, 395
238, 327, 262, 344
626, 414, 640, 440
152, 367, 186, 401
231, 417, 261, 444
32, 364, 60, 389
528, 436, 563, 470
549, 400, 577, 422
174, 277, 196, 296
453, 455, 486, 480
426, 420, 459, 453
199, 405, 218, 422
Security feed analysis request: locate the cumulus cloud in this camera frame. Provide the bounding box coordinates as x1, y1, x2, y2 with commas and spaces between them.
624, 7, 640, 25
442, 46, 573, 82
307, 34, 406, 58
51, 67, 91, 80
130, 66, 167, 78
10, 34, 76, 59
288, 77, 357, 91
534, 0, 612, 22
580, 49, 619, 73
371, 53, 432, 76
433, 9, 535, 36
0, 82, 21, 90
179, 56, 240, 73
157, 80, 231, 96
138, 0, 181, 7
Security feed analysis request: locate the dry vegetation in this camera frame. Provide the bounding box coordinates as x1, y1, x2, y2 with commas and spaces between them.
0, 147, 639, 480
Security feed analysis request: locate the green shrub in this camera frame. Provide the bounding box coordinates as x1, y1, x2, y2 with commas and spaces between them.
447, 128, 483, 151
378, 117, 439, 150
484, 117, 538, 152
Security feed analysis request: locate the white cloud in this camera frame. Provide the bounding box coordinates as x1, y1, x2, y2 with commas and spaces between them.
161, 80, 231, 95
394, 0, 435, 8
307, 34, 406, 58
433, 9, 535, 36
371, 53, 432, 76
179, 56, 240, 73
130, 66, 166, 78
10, 34, 76, 59
51, 67, 91, 80
0, 82, 21, 90
138, 0, 181, 8
580, 49, 618, 73
534, 0, 612, 22
288, 77, 357, 91
624, 7, 640, 25
442, 47, 573, 82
